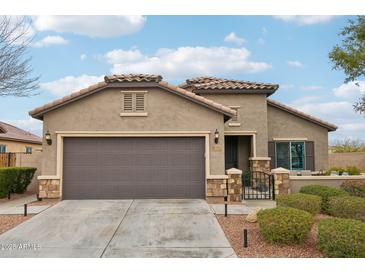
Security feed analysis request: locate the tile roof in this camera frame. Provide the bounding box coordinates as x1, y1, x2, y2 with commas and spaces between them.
104, 74, 163, 83
0, 121, 42, 144
29, 74, 236, 120
267, 99, 337, 131
181, 76, 279, 94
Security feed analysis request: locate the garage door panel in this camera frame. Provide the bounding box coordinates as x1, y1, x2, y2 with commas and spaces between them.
62, 137, 205, 199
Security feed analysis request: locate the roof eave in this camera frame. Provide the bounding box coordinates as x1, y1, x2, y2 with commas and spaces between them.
267, 100, 338, 132
0, 136, 42, 145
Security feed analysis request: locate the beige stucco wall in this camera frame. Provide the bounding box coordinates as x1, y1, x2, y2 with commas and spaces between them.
202, 94, 269, 156
329, 152, 365, 172
267, 105, 329, 170
41, 86, 226, 176
0, 139, 42, 153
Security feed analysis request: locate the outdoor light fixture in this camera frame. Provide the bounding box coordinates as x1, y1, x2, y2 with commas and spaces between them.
214, 129, 219, 144
45, 131, 52, 145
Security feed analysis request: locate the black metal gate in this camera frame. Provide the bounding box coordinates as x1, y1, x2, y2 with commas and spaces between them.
242, 171, 275, 200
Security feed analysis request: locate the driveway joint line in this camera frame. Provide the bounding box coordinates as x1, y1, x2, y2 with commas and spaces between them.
99, 199, 134, 258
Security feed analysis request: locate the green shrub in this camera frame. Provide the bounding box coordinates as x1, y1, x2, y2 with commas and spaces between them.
341, 181, 365, 197
318, 218, 365, 258
299, 185, 349, 213
0, 167, 37, 197
326, 166, 361, 175
276, 193, 321, 215
328, 196, 365, 221
257, 207, 313, 244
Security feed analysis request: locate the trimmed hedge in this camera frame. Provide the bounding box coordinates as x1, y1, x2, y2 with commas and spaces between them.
0, 167, 37, 198
317, 218, 365, 258
328, 196, 365, 221
326, 166, 361, 176
257, 207, 313, 244
299, 185, 348, 213
276, 193, 321, 215
341, 181, 365, 197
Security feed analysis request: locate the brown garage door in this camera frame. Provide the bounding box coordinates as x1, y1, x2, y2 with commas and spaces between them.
62, 137, 205, 199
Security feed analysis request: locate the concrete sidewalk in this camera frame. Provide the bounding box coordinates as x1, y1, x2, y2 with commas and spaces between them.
0, 195, 50, 215
209, 200, 276, 215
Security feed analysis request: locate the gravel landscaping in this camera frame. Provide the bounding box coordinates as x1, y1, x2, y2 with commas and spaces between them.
0, 215, 33, 235
216, 214, 330, 258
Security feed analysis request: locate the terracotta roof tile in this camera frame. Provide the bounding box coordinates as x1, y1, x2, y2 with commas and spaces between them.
267, 99, 337, 131
0, 121, 42, 144
104, 74, 162, 83
181, 76, 279, 93
29, 75, 235, 119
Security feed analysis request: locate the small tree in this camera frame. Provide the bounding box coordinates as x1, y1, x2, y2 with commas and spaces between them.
330, 138, 365, 153
329, 16, 365, 115
0, 16, 39, 97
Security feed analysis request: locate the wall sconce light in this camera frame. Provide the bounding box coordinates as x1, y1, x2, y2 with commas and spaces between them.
214, 129, 219, 144
45, 131, 52, 145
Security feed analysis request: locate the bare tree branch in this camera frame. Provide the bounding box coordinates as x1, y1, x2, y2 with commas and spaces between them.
0, 16, 39, 97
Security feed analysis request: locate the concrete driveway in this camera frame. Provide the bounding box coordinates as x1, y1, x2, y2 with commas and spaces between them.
0, 199, 235, 258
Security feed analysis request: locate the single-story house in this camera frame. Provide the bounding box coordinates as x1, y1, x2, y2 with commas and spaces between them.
29, 74, 337, 200
0, 121, 42, 154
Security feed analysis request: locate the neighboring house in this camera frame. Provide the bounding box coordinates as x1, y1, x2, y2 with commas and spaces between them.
29, 74, 337, 200
0, 121, 42, 154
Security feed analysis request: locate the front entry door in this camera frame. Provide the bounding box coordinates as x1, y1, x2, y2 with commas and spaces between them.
225, 136, 238, 170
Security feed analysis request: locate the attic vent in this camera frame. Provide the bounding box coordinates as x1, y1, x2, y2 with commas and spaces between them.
121, 91, 148, 116
123, 93, 133, 112
135, 93, 145, 111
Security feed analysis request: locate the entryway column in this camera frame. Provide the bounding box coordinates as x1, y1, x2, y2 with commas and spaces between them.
271, 167, 291, 195
226, 168, 243, 202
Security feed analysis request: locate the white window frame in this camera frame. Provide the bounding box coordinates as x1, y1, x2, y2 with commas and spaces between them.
25, 146, 32, 154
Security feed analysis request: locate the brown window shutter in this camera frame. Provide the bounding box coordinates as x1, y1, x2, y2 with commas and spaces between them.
305, 141, 315, 171
268, 141, 276, 170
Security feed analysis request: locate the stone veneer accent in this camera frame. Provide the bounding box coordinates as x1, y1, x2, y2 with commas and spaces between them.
226, 168, 243, 202
249, 157, 271, 173
206, 176, 228, 203
206, 169, 243, 203
39, 179, 61, 198
271, 167, 291, 195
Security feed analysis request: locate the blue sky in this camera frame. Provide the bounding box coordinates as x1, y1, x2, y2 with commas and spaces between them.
1, 15, 364, 142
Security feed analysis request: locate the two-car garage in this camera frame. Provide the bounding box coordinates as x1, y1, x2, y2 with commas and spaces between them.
62, 137, 206, 200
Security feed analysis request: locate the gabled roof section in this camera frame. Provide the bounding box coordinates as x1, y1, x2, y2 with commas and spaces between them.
267, 99, 338, 132
29, 74, 236, 120
0, 121, 42, 144
180, 76, 279, 95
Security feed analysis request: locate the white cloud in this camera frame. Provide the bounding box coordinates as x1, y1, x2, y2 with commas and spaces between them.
224, 32, 245, 45
261, 27, 268, 35
274, 16, 336, 25
106, 46, 271, 80
33, 16, 146, 38
105, 49, 143, 63
287, 60, 303, 68
80, 54, 87, 61
40, 75, 104, 97
32, 35, 69, 48
5, 118, 43, 137
333, 81, 365, 100
300, 85, 322, 91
